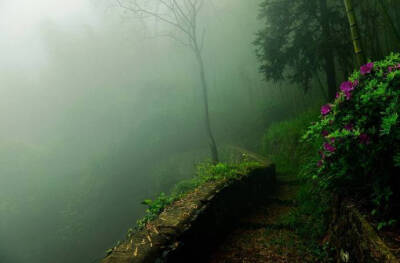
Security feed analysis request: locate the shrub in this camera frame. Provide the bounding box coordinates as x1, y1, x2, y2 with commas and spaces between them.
262, 109, 320, 175
303, 53, 400, 222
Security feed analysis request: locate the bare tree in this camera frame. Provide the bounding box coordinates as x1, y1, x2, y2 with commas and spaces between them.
116, 0, 219, 163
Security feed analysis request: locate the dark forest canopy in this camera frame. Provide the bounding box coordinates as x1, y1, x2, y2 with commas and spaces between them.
254, 0, 400, 99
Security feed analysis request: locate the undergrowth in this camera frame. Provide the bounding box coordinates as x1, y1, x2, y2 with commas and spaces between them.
134, 160, 262, 230
263, 109, 333, 261
266, 54, 400, 261
262, 109, 320, 175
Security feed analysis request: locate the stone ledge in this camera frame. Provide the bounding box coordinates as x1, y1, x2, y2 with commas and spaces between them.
102, 165, 276, 263
329, 200, 398, 263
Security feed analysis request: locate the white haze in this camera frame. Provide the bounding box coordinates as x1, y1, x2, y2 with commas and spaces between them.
0, 1, 266, 263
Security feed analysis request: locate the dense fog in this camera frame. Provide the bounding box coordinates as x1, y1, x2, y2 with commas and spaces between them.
0, 1, 273, 262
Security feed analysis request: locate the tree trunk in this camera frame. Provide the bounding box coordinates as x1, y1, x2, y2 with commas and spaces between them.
316, 72, 329, 101
319, 0, 338, 100
343, 0, 366, 67
377, 0, 400, 46
194, 48, 219, 163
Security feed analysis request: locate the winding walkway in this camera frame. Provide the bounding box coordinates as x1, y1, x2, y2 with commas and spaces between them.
207, 174, 316, 263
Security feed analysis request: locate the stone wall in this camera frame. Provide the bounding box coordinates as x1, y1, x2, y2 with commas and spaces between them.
102, 165, 276, 263
329, 200, 398, 263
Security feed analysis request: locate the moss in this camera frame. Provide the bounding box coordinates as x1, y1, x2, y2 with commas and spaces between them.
102, 166, 276, 263
135, 160, 263, 230
328, 201, 398, 262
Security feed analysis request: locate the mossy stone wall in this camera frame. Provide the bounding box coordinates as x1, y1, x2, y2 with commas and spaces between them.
102, 165, 276, 263
329, 200, 398, 263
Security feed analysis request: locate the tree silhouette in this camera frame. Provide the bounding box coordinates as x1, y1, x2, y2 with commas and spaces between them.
116, 0, 219, 163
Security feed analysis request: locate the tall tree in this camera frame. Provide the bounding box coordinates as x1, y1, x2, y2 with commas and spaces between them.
376, 0, 400, 44
319, 0, 338, 99
116, 0, 219, 163
350, 0, 400, 62
254, 0, 352, 100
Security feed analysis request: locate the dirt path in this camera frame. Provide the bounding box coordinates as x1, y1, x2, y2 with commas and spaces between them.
207, 174, 316, 263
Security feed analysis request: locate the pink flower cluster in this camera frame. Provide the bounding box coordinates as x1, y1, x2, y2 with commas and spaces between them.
321, 104, 332, 116
340, 80, 358, 100
344, 123, 354, 131
316, 61, 379, 168
388, 64, 400, 72
360, 62, 374, 75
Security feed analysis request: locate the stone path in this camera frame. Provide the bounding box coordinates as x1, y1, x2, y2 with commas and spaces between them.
207, 175, 317, 263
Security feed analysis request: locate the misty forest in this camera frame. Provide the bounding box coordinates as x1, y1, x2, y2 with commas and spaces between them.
1, 1, 400, 263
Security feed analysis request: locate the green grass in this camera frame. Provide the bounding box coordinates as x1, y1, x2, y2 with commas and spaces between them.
134, 160, 262, 230
262, 109, 320, 175
262, 109, 333, 261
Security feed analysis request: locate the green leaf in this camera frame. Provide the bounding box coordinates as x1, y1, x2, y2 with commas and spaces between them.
141, 199, 153, 206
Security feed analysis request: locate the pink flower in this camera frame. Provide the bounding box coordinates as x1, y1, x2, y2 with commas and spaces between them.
360, 62, 374, 75
317, 160, 323, 167
388, 64, 400, 72
353, 79, 359, 87
340, 81, 354, 92
324, 142, 336, 152
321, 130, 329, 137
359, 133, 370, 144
344, 123, 354, 131
340, 81, 354, 100
321, 104, 332, 116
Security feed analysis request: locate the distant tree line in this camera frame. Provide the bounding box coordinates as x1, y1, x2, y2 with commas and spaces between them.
254, 0, 400, 100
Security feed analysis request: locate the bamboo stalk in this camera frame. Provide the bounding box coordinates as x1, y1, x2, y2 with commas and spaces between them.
343, 0, 366, 67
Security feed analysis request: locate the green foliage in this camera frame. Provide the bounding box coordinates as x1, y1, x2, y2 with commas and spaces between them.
255, 0, 400, 97
279, 180, 333, 261
136, 192, 177, 229
262, 109, 333, 260
283, 183, 329, 239
135, 160, 262, 230
262, 109, 320, 175
254, 0, 351, 92
303, 53, 400, 225
393, 152, 400, 167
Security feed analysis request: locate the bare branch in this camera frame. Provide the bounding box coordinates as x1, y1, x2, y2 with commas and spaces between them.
199, 28, 206, 52
162, 32, 195, 50
173, 0, 194, 27
115, 0, 207, 53
116, 0, 192, 36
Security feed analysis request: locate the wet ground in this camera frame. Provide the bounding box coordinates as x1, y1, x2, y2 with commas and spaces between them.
207, 175, 317, 263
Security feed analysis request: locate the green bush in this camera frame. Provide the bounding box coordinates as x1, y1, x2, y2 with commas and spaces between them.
303, 53, 400, 224
262, 109, 320, 175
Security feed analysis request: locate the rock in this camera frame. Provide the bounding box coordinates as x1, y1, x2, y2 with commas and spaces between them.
328, 200, 398, 263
